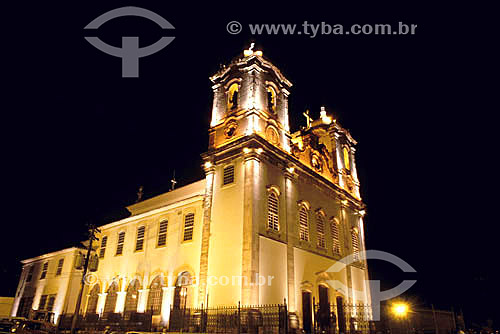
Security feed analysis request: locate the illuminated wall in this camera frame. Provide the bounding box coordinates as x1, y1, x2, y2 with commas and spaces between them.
12, 247, 81, 323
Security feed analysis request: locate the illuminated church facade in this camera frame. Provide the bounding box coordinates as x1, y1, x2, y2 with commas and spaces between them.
12, 46, 371, 331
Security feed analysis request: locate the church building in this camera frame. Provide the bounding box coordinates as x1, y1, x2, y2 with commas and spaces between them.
12, 46, 371, 333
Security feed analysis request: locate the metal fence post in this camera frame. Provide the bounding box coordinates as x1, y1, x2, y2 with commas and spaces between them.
238, 301, 241, 334
284, 298, 289, 334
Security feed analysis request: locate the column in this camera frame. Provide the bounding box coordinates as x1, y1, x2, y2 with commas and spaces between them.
137, 289, 149, 313
161, 287, 174, 326
97, 293, 107, 315
115, 291, 127, 313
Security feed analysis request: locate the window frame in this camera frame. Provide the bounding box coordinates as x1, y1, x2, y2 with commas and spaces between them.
39, 262, 48, 280
38, 295, 48, 310
26, 266, 34, 282
157, 220, 168, 247
135, 226, 146, 252
99, 236, 108, 258
267, 188, 280, 231
351, 227, 360, 261
222, 164, 235, 186
298, 204, 310, 242
116, 231, 125, 256
330, 217, 341, 254
316, 211, 326, 249
183, 213, 195, 242
55, 258, 64, 276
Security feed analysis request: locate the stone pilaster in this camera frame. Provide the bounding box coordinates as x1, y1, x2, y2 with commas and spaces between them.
284, 166, 297, 311
334, 133, 345, 188
242, 149, 260, 305
350, 147, 361, 198
197, 162, 215, 307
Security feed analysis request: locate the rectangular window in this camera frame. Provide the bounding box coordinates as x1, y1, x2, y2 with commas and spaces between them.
351, 229, 360, 261
223, 165, 235, 185
135, 226, 145, 251
47, 295, 56, 311
267, 192, 279, 231
38, 295, 47, 310
26, 266, 34, 282
331, 221, 341, 254
40, 262, 48, 280
183, 213, 195, 241
317, 216, 326, 248
299, 207, 309, 241
99, 236, 108, 258
116, 232, 125, 255
157, 220, 168, 247
55, 258, 64, 276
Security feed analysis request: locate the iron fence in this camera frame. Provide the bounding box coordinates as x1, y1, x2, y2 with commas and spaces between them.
313, 302, 373, 334
57, 303, 288, 334
169, 302, 288, 334
57, 312, 153, 333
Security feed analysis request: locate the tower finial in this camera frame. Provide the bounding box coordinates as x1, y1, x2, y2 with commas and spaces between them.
244, 43, 263, 57
320, 106, 333, 124
170, 170, 177, 191
136, 185, 144, 203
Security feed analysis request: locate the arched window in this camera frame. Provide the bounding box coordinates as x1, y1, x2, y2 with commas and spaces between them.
351, 227, 360, 261
299, 206, 309, 241
267, 86, 277, 113
343, 147, 350, 171
103, 282, 118, 314
227, 83, 239, 110
267, 191, 279, 231
124, 279, 141, 313
316, 213, 326, 248
147, 276, 164, 315
330, 218, 341, 254
86, 284, 100, 314
173, 272, 192, 309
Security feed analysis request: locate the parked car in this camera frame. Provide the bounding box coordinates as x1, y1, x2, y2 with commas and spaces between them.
0, 317, 55, 334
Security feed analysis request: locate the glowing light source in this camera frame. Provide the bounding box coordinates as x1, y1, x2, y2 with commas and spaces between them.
243, 147, 251, 154
204, 161, 213, 169
256, 148, 263, 154
286, 167, 295, 173
392, 303, 409, 317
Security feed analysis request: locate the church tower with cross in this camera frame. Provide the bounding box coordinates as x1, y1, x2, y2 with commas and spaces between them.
199, 44, 369, 327
12, 45, 371, 334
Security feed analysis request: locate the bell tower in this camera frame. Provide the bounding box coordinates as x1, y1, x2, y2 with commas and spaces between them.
208, 44, 293, 152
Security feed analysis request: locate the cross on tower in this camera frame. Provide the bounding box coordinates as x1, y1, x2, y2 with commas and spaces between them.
170, 170, 177, 191
303, 109, 313, 128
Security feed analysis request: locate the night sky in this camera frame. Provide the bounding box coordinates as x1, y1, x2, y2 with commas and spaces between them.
2, 1, 495, 328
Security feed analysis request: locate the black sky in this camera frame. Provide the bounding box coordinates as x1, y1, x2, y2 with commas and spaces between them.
2, 1, 496, 328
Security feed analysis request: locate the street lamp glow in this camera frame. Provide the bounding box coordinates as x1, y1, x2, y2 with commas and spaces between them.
392, 303, 409, 317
